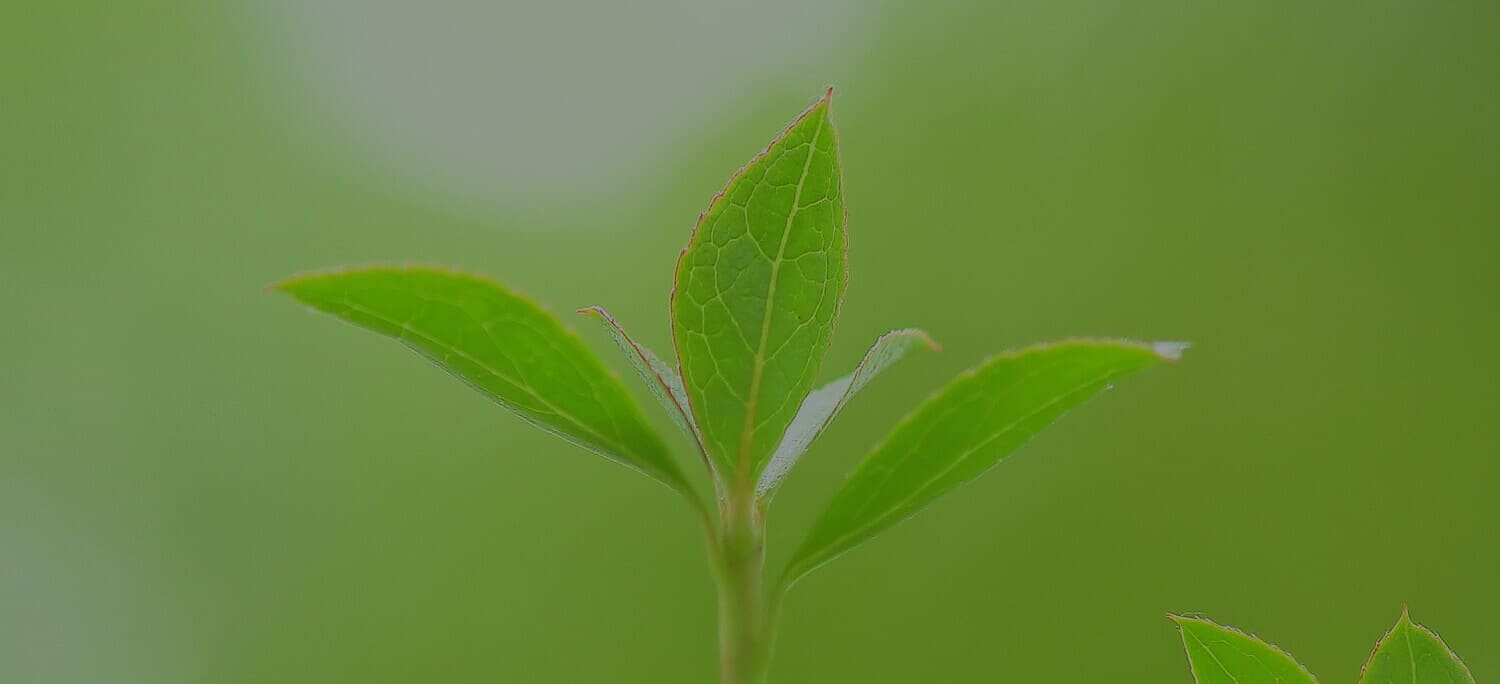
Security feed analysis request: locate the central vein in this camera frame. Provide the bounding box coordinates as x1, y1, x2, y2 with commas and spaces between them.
736, 112, 826, 484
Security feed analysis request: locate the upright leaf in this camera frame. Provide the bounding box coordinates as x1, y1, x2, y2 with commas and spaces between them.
756, 329, 938, 499
1169, 615, 1318, 684
671, 88, 847, 482
1359, 608, 1475, 684
275, 265, 696, 500
784, 339, 1184, 585
578, 306, 707, 461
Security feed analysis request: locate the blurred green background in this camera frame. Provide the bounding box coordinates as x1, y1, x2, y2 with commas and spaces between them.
4, 1, 1496, 681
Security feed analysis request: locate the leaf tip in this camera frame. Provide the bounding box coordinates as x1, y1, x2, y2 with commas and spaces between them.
1166, 612, 1213, 629
914, 329, 942, 352
885, 327, 941, 352
267, 262, 435, 298
266, 267, 339, 295
1151, 341, 1190, 362
1361, 606, 1424, 683
266, 271, 316, 297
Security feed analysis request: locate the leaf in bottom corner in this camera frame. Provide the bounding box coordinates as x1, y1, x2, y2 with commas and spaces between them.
1171, 615, 1317, 684
1359, 609, 1475, 684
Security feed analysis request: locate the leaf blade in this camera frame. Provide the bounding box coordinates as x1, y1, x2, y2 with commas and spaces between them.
578, 306, 711, 471
671, 88, 848, 481
755, 328, 938, 499
1358, 608, 1475, 684
784, 338, 1183, 585
1169, 615, 1318, 684
276, 265, 693, 497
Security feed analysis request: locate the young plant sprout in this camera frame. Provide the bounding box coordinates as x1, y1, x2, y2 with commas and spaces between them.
276, 88, 1185, 683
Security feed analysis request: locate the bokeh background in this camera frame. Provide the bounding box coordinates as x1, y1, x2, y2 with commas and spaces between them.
4, 1, 1497, 681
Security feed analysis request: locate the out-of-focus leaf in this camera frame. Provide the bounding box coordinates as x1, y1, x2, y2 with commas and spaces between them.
276, 265, 695, 499
783, 339, 1184, 585
1359, 608, 1475, 684
1170, 615, 1318, 684
671, 88, 847, 483
756, 329, 937, 499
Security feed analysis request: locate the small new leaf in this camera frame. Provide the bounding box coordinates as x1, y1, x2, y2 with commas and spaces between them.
1170, 615, 1318, 684
756, 328, 938, 499
671, 88, 847, 483
1359, 608, 1475, 684
784, 339, 1183, 585
275, 266, 696, 501
579, 306, 707, 458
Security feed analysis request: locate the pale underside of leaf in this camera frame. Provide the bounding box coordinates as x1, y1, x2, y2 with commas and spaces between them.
755, 328, 938, 499
275, 265, 693, 498
1358, 608, 1475, 684
578, 306, 711, 470
1170, 615, 1318, 684
671, 88, 848, 484
783, 338, 1184, 586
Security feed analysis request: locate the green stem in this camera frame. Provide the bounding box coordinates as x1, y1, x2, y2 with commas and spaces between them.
714, 489, 772, 684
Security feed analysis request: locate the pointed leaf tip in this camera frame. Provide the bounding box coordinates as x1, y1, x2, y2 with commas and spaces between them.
1153, 341, 1190, 361
1360, 608, 1475, 684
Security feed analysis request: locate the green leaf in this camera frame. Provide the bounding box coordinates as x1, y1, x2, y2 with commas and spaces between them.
275, 265, 696, 500
578, 305, 708, 462
1359, 608, 1475, 684
755, 329, 938, 500
671, 88, 847, 483
783, 339, 1184, 585
1169, 615, 1318, 684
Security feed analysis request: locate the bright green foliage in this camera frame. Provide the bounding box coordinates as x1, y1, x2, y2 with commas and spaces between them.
784, 339, 1183, 586
277, 93, 1183, 684
756, 328, 938, 499
1170, 615, 1317, 684
275, 266, 695, 502
1172, 611, 1475, 684
1359, 608, 1476, 684
671, 88, 847, 482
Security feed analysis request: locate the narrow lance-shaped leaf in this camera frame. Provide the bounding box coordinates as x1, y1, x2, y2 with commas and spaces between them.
578, 305, 708, 462
756, 329, 938, 499
784, 339, 1185, 585
1359, 608, 1475, 684
275, 266, 697, 501
1169, 615, 1318, 684
671, 88, 847, 483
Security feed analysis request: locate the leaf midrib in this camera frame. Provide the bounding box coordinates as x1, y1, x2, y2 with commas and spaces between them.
1404, 626, 1417, 683
1184, 625, 1243, 684
736, 110, 827, 480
